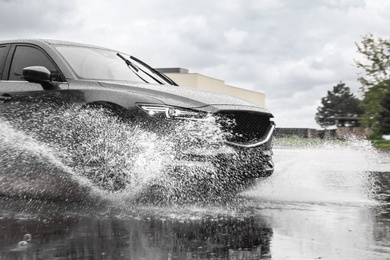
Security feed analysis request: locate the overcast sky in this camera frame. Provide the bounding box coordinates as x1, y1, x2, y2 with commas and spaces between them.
1, 0, 389, 128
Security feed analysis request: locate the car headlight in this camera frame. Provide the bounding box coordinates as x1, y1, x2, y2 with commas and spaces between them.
137, 104, 209, 120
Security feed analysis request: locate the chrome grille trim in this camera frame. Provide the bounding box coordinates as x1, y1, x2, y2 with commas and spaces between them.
224, 124, 275, 148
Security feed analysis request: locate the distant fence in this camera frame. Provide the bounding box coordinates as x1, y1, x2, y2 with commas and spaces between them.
275, 128, 337, 139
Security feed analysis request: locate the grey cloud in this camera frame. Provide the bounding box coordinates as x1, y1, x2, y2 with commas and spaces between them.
0, 0, 79, 38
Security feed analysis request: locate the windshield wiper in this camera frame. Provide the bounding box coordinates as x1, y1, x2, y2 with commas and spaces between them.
130, 55, 178, 86
117, 53, 178, 86
117, 53, 139, 72
117, 53, 165, 85
117, 53, 149, 84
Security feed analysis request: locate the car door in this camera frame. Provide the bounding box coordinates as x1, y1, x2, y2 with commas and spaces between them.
0, 44, 69, 127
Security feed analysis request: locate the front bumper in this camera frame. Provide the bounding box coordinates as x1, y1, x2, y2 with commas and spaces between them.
172, 143, 274, 180
174, 121, 275, 180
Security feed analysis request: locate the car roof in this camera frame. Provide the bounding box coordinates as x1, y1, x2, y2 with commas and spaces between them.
0, 39, 115, 51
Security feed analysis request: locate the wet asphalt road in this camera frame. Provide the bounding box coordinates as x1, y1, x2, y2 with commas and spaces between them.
0, 147, 389, 259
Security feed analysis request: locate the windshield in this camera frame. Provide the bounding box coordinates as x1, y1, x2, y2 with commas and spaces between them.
55, 45, 168, 84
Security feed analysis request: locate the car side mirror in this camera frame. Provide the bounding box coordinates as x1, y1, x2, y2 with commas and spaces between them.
23, 66, 57, 90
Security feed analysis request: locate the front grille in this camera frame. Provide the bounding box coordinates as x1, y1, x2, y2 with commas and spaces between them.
215, 111, 272, 145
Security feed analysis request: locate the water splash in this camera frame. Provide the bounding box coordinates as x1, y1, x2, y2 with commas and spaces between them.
1, 105, 234, 203
0, 119, 94, 201
243, 138, 382, 206
1, 102, 385, 206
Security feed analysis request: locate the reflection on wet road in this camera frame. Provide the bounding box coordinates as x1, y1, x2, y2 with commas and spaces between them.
0, 198, 274, 259
1, 146, 390, 259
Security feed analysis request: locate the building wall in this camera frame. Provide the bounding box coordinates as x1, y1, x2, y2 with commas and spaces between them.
336, 127, 368, 139
158, 68, 266, 108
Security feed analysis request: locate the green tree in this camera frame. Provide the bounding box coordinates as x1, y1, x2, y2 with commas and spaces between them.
355, 34, 390, 138
355, 34, 390, 92
315, 82, 364, 129
360, 79, 390, 137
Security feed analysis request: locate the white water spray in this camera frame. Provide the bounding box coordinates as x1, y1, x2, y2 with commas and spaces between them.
1, 103, 386, 206
0, 106, 230, 202
0, 119, 95, 200
243, 139, 383, 206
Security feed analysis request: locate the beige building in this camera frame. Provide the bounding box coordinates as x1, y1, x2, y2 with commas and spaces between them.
157, 68, 266, 108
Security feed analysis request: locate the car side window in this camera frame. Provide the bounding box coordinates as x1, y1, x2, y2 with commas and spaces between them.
8, 45, 59, 81
0, 45, 10, 79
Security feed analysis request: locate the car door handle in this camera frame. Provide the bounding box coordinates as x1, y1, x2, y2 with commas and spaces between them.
0, 94, 11, 102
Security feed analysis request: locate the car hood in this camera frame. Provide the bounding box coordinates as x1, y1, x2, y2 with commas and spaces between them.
98, 81, 272, 115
